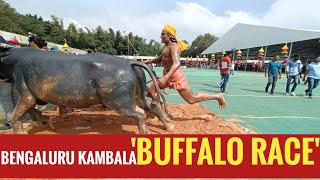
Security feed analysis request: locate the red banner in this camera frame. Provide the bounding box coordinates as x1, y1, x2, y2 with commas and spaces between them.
0, 135, 319, 178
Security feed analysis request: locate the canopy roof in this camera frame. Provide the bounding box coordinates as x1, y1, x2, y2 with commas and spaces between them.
202, 23, 320, 55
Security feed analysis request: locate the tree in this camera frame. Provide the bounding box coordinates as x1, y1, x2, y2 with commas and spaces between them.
47, 16, 65, 44
64, 23, 79, 47
1, 1, 217, 56
0, 0, 24, 34
182, 34, 217, 57
115, 30, 125, 55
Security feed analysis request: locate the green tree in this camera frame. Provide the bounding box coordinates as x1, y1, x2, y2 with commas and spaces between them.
182, 33, 217, 57
0, 0, 24, 34
64, 23, 79, 48
46, 16, 65, 44
1, 1, 218, 57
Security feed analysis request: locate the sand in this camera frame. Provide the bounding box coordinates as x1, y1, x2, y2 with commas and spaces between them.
0, 104, 255, 134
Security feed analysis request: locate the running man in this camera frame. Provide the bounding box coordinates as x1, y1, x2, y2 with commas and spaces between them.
144, 24, 227, 109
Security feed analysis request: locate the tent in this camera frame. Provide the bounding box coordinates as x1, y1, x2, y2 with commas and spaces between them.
201, 23, 320, 59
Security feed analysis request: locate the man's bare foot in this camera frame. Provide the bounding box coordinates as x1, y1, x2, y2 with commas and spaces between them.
217, 93, 227, 109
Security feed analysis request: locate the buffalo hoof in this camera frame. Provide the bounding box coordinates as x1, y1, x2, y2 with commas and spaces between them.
16, 130, 27, 134
163, 108, 173, 119
30, 121, 40, 127
12, 121, 26, 134
143, 129, 151, 134
59, 113, 69, 119
165, 123, 175, 133
48, 120, 55, 130
41, 118, 55, 130
139, 127, 150, 134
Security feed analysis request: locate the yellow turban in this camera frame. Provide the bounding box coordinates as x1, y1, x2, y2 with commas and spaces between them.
162, 24, 188, 52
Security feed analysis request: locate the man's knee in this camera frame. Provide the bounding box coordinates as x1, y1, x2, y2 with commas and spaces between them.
185, 97, 196, 104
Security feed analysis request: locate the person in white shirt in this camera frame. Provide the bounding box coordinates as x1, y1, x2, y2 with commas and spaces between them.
285, 54, 302, 96
302, 56, 320, 99
230, 62, 235, 75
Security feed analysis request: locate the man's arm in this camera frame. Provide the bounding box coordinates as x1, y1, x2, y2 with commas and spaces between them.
144, 54, 163, 64
278, 68, 282, 79
278, 63, 282, 79
299, 61, 303, 73
286, 61, 289, 73
227, 58, 232, 67
302, 70, 309, 81
264, 63, 268, 77
302, 65, 310, 81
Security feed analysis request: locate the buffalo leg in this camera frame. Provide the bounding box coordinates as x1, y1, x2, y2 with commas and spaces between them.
150, 103, 174, 132
118, 107, 149, 134
103, 99, 149, 134
137, 94, 174, 132
59, 106, 69, 119
28, 108, 49, 125
11, 92, 37, 134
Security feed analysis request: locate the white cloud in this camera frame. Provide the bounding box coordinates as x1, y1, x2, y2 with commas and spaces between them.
57, 0, 320, 43
262, 0, 320, 30
62, 17, 87, 31
80, 2, 261, 43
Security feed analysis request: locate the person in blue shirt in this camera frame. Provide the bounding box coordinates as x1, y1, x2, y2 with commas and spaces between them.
0, 36, 22, 130
285, 54, 303, 96
302, 56, 320, 99
265, 55, 282, 95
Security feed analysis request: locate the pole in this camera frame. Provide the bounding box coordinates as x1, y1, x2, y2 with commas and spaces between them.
232, 49, 236, 62
263, 45, 268, 70
245, 48, 249, 71
288, 42, 293, 59
127, 35, 130, 59
123, 31, 128, 59
285, 42, 294, 75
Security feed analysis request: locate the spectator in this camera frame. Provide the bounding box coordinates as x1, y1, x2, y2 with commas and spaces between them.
0, 36, 15, 46
43, 41, 49, 51
87, 45, 98, 53
230, 61, 235, 75
265, 55, 282, 95
219, 51, 232, 93
303, 56, 320, 99
7, 37, 20, 47
0, 37, 26, 130
285, 54, 302, 96
28, 36, 45, 49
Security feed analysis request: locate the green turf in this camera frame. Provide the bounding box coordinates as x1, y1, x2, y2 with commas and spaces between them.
150, 67, 320, 134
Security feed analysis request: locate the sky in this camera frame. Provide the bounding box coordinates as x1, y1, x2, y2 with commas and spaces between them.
4, 0, 320, 43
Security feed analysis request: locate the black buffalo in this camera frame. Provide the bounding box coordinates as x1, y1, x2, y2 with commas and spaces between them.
0, 46, 173, 134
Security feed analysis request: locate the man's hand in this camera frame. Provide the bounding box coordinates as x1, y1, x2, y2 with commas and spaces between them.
144, 60, 151, 64
279, 75, 282, 79
158, 76, 168, 86
264, 74, 267, 78
302, 77, 306, 82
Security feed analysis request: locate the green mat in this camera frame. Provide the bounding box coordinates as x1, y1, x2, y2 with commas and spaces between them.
1, 68, 318, 134
149, 67, 320, 134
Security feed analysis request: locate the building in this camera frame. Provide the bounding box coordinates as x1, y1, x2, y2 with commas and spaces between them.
202, 23, 320, 64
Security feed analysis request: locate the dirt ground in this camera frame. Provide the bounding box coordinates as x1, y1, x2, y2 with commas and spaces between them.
0, 104, 255, 134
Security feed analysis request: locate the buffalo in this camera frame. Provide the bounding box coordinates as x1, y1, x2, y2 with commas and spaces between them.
0, 46, 174, 134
